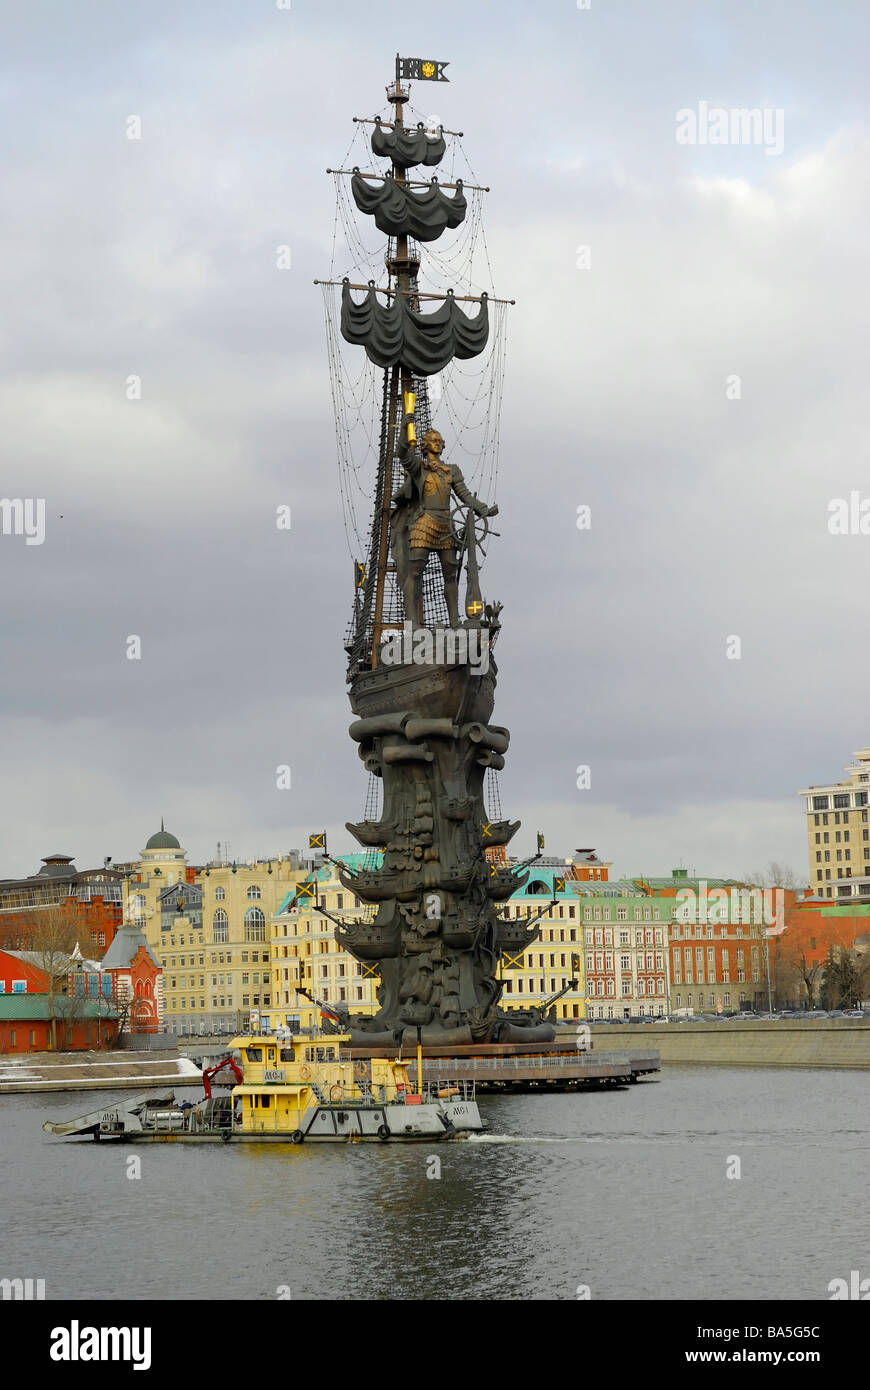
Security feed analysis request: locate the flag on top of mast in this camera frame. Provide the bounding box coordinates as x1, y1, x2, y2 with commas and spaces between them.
396, 54, 450, 82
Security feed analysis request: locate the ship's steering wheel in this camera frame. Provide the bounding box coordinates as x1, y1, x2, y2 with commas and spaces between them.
450, 500, 494, 554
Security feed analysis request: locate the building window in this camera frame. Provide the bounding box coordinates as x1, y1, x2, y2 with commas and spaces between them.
812, 795, 829, 810
215, 886, 226, 901
246, 885, 262, 900
213, 910, 229, 943
244, 908, 266, 942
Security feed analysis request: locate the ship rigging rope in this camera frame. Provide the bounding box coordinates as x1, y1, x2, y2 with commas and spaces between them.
329, 127, 384, 279
322, 287, 379, 554
322, 280, 507, 559
323, 121, 509, 567
485, 768, 503, 822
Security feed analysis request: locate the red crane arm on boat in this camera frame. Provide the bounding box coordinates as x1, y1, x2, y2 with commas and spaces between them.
201, 1055, 243, 1100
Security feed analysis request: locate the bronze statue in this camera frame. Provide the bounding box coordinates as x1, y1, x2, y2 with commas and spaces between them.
327, 72, 557, 1046
392, 415, 497, 628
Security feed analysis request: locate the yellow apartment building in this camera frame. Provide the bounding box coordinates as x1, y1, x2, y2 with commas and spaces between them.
267, 858, 379, 1033
799, 747, 870, 902
123, 823, 307, 1034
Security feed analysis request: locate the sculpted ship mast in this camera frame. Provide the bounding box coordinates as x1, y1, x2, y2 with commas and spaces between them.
318, 55, 554, 1045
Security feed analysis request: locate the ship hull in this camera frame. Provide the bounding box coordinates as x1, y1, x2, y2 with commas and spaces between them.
43, 1093, 484, 1143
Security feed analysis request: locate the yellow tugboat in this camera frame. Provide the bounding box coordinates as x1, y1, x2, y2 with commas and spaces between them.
230, 1029, 481, 1141
44, 1026, 484, 1144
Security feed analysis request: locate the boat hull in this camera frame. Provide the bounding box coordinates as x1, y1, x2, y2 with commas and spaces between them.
43, 1095, 484, 1143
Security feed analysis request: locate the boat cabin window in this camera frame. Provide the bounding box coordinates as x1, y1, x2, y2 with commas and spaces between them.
261, 1094, 271, 1108
280, 1048, 296, 1062
305, 1048, 315, 1061
315, 1047, 336, 1061
246, 1048, 263, 1062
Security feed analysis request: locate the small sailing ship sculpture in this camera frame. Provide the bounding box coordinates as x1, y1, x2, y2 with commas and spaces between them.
317, 56, 554, 1045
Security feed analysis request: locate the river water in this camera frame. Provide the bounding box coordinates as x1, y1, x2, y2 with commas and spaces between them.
2, 1067, 868, 1301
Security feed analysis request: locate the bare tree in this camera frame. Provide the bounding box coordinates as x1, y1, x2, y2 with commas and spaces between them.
779, 942, 822, 1010
741, 863, 799, 890
20, 904, 79, 1050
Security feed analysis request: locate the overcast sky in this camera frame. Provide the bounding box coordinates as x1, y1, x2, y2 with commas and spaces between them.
1, 0, 868, 882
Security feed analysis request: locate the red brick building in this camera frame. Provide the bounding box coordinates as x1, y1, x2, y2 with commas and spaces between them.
0, 947, 49, 996
0, 946, 122, 1052
647, 874, 799, 1013
0, 994, 120, 1052
101, 924, 164, 1034
569, 849, 611, 883
0, 853, 124, 957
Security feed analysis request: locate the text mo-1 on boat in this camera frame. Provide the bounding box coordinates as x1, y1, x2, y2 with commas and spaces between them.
43, 1027, 485, 1143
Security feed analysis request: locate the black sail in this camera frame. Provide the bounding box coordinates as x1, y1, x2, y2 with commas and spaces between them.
371, 122, 447, 169
351, 172, 466, 242
340, 280, 489, 376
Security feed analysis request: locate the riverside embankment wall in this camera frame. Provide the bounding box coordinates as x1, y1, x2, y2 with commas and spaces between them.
588, 1021, 870, 1068
0, 1050, 203, 1093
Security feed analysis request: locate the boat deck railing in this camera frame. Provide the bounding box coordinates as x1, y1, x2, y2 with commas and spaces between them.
349, 1080, 477, 1104
423, 1053, 592, 1073
416, 1079, 476, 1103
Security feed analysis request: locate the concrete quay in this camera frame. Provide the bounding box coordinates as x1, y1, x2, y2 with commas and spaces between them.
0, 1050, 203, 1094
586, 1019, 870, 1068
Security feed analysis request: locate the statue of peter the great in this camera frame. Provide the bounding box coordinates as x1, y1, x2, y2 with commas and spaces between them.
391, 412, 497, 629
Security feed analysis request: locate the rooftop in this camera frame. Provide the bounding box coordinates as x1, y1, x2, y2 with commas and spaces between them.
145, 819, 181, 851
0, 994, 119, 1020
